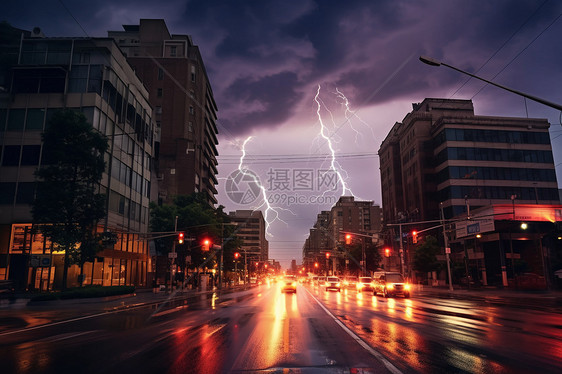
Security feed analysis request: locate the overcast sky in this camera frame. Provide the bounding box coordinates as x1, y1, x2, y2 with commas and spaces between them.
4, 0, 562, 267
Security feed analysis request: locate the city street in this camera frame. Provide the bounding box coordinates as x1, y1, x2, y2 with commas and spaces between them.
1, 282, 561, 373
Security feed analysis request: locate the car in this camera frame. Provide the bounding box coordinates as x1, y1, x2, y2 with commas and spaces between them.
342, 276, 358, 288
281, 275, 297, 293
315, 276, 327, 287
356, 276, 374, 293
324, 276, 341, 291
373, 272, 411, 298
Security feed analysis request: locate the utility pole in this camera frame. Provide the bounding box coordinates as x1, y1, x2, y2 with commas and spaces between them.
440, 203, 453, 292
170, 215, 178, 293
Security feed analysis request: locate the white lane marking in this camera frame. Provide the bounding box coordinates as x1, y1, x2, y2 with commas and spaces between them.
305, 287, 403, 374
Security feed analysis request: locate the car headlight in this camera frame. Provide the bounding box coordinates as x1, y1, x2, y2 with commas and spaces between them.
291, 282, 296, 287
387, 283, 395, 290
404, 284, 411, 290
336, 283, 341, 287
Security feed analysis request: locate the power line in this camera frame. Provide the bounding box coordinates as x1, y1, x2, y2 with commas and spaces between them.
471, 10, 562, 100
450, 0, 550, 98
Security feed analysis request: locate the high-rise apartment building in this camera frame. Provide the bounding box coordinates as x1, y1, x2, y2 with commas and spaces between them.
378, 98, 560, 285
0, 27, 155, 289
379, 98, 559, 224
228, 210, 269, 262
302, 197, 383, 272
108, 19, 219, 206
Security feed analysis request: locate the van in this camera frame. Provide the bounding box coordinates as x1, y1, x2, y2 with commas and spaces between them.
373, 271, 411, 298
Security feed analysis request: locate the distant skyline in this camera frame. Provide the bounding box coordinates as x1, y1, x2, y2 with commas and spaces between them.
3, 0, 562, 266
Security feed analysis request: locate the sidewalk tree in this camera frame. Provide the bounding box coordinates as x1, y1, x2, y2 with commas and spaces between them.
411, 235, 442, 276
150, 193, 242, 275
32, 109, 108, 290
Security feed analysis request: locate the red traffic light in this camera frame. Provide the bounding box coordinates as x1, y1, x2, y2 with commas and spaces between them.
412, 231, 418, 244
384, 248, 391, 257
326, 252, 330, 259
201, 238, 211, 251
345, 234, 352, 245
314, 262, 319, 268
234, 252, 240, 259
178, 232, 184, 244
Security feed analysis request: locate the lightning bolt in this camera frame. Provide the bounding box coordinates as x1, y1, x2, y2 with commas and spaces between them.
314, 84, 354, 197
335, 87, 375, 144
237, 136, 293, 237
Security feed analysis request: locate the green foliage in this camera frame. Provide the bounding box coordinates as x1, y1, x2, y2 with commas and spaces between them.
412, 235, 442, 274
32, 110, 108, 288
150, 193, 244, 271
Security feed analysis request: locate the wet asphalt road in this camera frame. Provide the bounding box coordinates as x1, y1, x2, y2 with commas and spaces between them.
1, 282, 561, 373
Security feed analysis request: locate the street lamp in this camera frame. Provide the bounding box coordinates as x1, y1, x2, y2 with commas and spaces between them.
419, 56, 562, 112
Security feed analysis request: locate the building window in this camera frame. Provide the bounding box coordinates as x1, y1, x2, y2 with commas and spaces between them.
21, 145, 41, 165
16, 182, 35, 204
191, 66, 196, 82
189, 106, 194, 115
157, 68, 164, 80
155, 106, 162, 115
0, 183, 16, 204
25, 109, 45, 131
7, 109, 25, 131
2, 145, 20, 166
157, 88, 162, 98
188, 121, 193, 132
170, 46, 177, 57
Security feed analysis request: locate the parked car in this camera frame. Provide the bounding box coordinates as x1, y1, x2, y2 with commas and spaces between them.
356, 276, 374, 293
373, 272, 411, 298
325, 276, 341, 291
342, 276, 358, 288
281, 275, 297, 293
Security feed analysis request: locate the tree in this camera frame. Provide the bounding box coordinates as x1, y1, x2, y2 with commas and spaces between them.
149, 193, 243, 279
411, 235, 442, 275
32, 110, 108, 290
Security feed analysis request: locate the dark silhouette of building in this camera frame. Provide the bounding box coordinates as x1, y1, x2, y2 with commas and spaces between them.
109, 19, 219, 206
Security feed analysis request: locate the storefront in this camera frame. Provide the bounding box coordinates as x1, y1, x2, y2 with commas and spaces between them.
451, 204, 562, 289
1, 223, 148, 290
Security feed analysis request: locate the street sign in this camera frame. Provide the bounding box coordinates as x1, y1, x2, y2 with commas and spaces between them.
30, 255, 51, 267
168, 252, 177, 258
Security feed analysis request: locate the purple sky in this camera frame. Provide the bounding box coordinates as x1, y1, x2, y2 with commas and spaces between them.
4, 0, 562, 267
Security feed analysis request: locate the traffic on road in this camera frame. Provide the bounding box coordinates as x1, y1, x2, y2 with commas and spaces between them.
1, 276, 561, 373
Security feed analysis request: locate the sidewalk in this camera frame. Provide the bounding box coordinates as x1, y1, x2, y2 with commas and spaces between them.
0, 285, 255, 335
415, 284, 562, 311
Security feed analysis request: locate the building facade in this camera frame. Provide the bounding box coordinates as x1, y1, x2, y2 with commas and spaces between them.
0, 28, 155, 290
108, 19, 219, 206
228, 210, 269, 262
302, 197, 383, 274
378, 98, 560, 285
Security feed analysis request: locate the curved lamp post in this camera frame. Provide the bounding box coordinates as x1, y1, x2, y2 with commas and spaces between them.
419, 56, 562, 112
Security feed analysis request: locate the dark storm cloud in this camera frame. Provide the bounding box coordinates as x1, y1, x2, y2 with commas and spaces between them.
3, 0, 562, 136
222, 72, 301, 131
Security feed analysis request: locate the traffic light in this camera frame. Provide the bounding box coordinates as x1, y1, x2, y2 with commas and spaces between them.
201, 238, 211, 251
412, 230, 418, 244
345, 234, 352, 245
178, 232, 184, 244
234, 252, 240, 259
385, 248, 391, 257
314, 262, 319, 268
326, 252, 330, 259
